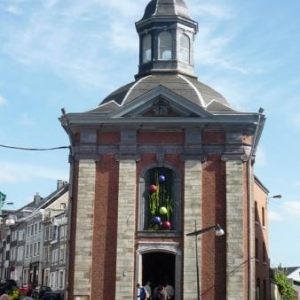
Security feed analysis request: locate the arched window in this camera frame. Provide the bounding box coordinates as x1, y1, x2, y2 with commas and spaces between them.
142, 34, 152, 63
179, 34, 190, 63
144, 167, 176, 231
158, 32, 172, 60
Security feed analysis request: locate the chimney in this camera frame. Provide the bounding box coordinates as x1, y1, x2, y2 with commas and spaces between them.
34, 193, 42, 205
57, 180, 68, 190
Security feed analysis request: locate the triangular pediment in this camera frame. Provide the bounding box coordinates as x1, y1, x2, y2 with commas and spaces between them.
108, 85, 212, 119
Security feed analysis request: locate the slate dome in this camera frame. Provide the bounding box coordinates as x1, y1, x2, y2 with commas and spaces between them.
100, 74, 231, 111
97, 0, 233, 113
141, 0, 191, 20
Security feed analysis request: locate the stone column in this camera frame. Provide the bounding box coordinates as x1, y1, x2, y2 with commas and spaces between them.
73, 159, 96, 299
115, 159, 136, 300
183, 160, 202, 300
225, 160, 245, 300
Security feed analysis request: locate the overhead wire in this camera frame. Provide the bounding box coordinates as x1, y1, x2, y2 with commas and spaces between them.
0, 144, 70, 151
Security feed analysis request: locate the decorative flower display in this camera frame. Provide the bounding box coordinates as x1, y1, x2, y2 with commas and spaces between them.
151, 216, 161, 224
147, 170, 174, 231
159, 206, 168, 215
149, 184, 157, 193
162, 221, 171, 229
158, 175, 165, 183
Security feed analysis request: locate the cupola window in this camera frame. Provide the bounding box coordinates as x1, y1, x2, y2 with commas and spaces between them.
142, 34, 152, 63
158, 32, 172, 60
179, 34, 190, 63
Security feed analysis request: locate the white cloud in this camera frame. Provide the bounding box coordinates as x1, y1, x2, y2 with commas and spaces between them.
255, 147, 266, 166
269, 200, 300, 224
292, 113, 300, 132
0, 95, 6, 105
283, 201, 300, 217
0, 0, 142, 89
268, 210, 283, 222
19, 113, 35, 126
6, 5, 23, 15
290, 78, 300, 86
189, 1, 233, 19
0, 161, 67, 183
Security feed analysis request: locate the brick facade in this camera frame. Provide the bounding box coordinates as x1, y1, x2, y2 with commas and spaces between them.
60, 1, 267, 299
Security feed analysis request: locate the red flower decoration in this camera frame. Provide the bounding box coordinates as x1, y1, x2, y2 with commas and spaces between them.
162, 221, 171, 229
149, 184, 157, 193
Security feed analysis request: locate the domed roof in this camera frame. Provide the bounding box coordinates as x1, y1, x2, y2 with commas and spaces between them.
141, 0, 191, 21
99, 74, 232, 112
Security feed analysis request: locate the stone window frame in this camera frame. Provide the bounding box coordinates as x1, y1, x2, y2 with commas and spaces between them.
135, 242, 182, 300
138, 162, 182, 236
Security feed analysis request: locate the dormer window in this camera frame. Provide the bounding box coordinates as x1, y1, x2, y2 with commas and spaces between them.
179, 34, 190, 63
158, 32, 172, 60
142, 34, 152, 63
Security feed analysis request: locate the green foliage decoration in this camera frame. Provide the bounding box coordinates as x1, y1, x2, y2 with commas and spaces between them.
147, 171, 174, 230
274, 268, 297, 300
7, 286, 20, 300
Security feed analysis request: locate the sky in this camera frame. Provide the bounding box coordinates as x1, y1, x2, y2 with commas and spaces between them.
0, 0, 299, 267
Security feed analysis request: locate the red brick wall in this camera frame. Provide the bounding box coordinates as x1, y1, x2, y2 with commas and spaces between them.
91, 155, 119, 300
97, 132, 120, 144
254, 177, 270, 300
138, 131, 184, 144
201, 155, 227, 300
69, 128, 254, 299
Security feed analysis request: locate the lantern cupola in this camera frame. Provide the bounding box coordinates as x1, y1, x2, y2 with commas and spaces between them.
135, 0, 198, 79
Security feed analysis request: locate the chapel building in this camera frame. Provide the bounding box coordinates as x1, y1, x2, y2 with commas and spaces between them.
60, 1, 267, 299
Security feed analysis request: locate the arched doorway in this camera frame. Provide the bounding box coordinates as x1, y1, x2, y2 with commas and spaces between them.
142, 252, 175, 293
136, 242, 181, 300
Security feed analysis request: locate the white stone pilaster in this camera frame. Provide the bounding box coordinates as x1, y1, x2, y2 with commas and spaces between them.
183, 160, 202, 300
115, 160, 136, 300
73, 160, 96, 299
226, 160, 245, 300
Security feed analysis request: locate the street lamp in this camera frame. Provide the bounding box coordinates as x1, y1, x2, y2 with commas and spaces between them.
186, 223, 225, 300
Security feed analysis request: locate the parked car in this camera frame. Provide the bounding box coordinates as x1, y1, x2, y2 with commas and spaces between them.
31, 285, 52, 299
42, 291, 64, 300
19, 283, 33, 296
0, 279, 17, 295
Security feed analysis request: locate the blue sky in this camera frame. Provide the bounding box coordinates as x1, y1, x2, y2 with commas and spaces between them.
0, 0, 299, 267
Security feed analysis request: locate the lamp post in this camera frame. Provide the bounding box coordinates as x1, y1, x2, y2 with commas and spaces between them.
186, 222, 225, 300
267, 194, 282, 201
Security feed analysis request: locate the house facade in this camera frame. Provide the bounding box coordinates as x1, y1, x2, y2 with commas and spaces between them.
60, 1, 267, 300
0, 181, 68, 291
254, 177, 270, 300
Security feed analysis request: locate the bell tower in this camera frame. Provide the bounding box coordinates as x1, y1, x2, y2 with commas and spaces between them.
135, 0, 198, 78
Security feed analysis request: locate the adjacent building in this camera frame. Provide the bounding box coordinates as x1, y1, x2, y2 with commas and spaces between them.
60, 1, 268, 300
286, 267, 300, 299
254, 177, 270, 300
0, 180, 68, 292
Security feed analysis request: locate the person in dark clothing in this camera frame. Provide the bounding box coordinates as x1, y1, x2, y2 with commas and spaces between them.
137, 283, 147, 300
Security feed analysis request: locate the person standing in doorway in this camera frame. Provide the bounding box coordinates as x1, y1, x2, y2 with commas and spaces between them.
156, 285, 167, 300
145, 281, 152, 299
165, 282, 174, 300
137, 283, 147, 300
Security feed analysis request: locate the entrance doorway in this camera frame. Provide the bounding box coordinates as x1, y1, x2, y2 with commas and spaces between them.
142, 252, 175, 292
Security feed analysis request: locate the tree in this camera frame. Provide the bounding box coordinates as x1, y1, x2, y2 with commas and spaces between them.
273, 268, 297, 300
